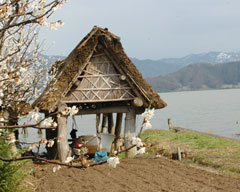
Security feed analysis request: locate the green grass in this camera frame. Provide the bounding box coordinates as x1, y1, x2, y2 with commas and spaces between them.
141, 129, 240, 177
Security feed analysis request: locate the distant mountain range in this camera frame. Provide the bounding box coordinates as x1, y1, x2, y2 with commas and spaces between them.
132, 51, 240, 77
147, 61, 240, 92
43, 51, 240, 93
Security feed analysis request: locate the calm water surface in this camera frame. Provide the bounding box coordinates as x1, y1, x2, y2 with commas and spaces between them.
155, 89, 240, 139
20, 88, 240, 149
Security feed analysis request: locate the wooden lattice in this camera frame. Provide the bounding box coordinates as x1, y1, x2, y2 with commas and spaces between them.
62, 50, 135, 103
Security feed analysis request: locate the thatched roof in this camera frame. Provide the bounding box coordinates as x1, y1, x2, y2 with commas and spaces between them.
33, 26, 167, 112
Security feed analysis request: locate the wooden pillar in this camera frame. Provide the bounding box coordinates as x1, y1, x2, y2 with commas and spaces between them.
115, 113, 123, 137
57, 116, 70, 162
107, 113, 115, 134
114, 113, 123, 151
102, 113, 107, 133
124, 109, 137, 158
96, 113, 101, 133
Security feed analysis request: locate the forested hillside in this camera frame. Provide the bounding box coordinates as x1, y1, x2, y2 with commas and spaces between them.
147, 61, 240, 92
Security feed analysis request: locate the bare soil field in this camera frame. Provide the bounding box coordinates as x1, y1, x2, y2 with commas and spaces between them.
35, 157, 240, 192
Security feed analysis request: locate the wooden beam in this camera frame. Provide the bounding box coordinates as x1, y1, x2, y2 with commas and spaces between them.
62, 98, 133, 103
78, 74, 120, 78
76, 106, 132, 115
96, 113, 101, 133
124, 109, 137, 158
75, 87, 132, 91
57, 116, 70, 162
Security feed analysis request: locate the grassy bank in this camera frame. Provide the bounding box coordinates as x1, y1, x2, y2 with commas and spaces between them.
141, 129, 240, 177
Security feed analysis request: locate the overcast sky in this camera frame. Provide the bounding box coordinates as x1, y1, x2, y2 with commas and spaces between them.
39, 0, 240, 60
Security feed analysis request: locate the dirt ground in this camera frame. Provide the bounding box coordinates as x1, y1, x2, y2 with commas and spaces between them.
34, 157, 240, 192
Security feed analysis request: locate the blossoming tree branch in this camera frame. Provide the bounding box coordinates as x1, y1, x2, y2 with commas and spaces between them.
0, 0, 68, 167
0, 0, 66, 111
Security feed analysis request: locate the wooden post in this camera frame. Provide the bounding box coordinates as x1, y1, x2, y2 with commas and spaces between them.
102, 113, 107, 133
115, 113, 123, 137
168, 118, 173, 130
96, 113, 101, 133
114, 113, 123, 151
177, 147, 182, 161
57, 116, 70, 162
124, 109, 137, 158
107, 113, 115, 134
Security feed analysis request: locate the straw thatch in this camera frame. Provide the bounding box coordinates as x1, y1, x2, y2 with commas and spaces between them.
33, 26, 167, 112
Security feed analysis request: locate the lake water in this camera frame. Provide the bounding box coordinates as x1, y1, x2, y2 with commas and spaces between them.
19, 88, 240, 150
155, 88, 240, 139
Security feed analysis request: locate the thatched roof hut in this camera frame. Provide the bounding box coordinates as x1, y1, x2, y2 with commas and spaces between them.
34, 26, 167, 161
33, 26, 166, 113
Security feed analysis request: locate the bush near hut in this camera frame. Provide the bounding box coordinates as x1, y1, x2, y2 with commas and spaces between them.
0, 134, 31, 192
141, 129, 240, 178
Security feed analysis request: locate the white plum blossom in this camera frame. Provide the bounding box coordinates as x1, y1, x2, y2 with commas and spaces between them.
47, 139, 54, 147
62, 106, 79, 116
142, 119, 152, 129
6, 133, 16, 144
40, 138, 48, 145
31, 2, 40, 10
0, 116, 4, 126
142, 108, 155, 120
0, 89, 4, 97
65, 156, 74, 163
69, 106, 79, 116
31, 111, 40, 121
131, 137, 143, 147
42, 117, 54, 127
0, 0, 67, 111
8, 138, 16, 144
136, 147, 146, 155
52, 122, 57, 128
107, 157, 120, 168
49, 22, 58, 30
61, 107, 70, 116
29, 144, 36, 150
